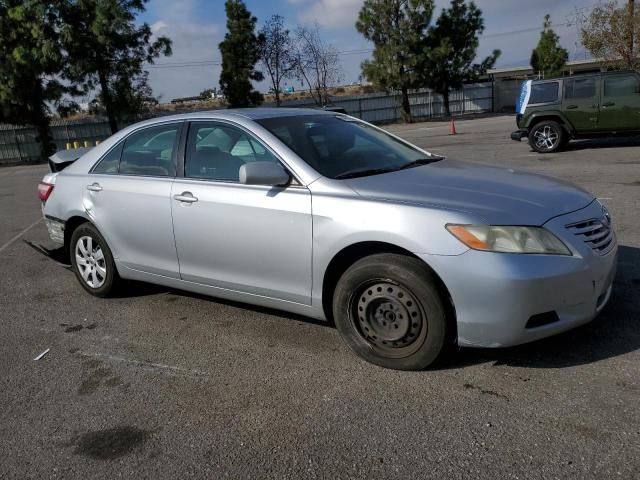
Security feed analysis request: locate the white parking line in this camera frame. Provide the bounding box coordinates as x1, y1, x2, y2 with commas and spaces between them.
0, 218, 43, 254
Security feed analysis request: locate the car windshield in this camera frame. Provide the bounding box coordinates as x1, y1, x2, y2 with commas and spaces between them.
256, 114, 442, 179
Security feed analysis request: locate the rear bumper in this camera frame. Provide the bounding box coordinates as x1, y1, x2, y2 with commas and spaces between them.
511, 129, 527, 141
43, 215, 65, 245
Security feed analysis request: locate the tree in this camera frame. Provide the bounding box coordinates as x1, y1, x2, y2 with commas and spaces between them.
88, 71, 157, 117
259, 15, 296, 106
219, 0, 264, 107
199, 88, 219, 100
0, 0, 71, 158
293, 23, 343, 107
61, 0, 172, 134
579, 0, 640, 70
356, 0, 434, 122
530, 15, 568, 78
420, 0, 500, 116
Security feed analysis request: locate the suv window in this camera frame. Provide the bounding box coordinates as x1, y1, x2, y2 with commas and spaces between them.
529, 82, 559, 104
93, 142, 123, 174
604, 74, 640, 97
185, 122, 279, 182
564, 77, 596, 99
119, 124, 179, 177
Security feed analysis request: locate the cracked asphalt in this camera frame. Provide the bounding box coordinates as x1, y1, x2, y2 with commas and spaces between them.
0, 115, 638, 479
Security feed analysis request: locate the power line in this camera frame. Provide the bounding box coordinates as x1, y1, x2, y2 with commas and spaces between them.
145, 22, 577, 69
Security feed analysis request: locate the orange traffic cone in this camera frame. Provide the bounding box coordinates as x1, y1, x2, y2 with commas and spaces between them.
448, 116, 457, 135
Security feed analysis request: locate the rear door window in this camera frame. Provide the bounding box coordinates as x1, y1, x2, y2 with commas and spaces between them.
529, 82, 559, 104
92, 142, 123, 174
119, 124, 179, 177
564, 77, 597, 99
604, 74, 640, 97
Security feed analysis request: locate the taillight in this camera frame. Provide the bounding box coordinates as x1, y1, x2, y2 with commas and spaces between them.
38, 182, 54, 202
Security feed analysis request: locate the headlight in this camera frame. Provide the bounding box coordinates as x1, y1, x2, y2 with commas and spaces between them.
446, 224, 571, 255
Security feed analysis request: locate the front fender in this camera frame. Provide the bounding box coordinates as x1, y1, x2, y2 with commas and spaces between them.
523, 111, 574, 134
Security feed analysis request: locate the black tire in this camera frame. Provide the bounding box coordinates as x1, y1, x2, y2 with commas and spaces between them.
332, 253, 448, 370
69, 222, 119, 297
528, 120, 565, 153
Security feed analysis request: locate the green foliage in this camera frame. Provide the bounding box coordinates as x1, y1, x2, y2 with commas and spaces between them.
0, 0, 70, 157
199, 88, 219, 100
219, 0, 264, 108
356, 0, 435, 121
356, 0, 499, 119
579, 1, 640, 70
420, 0, 500, 115
60, 0, 172, 133
530, 15, 568, 78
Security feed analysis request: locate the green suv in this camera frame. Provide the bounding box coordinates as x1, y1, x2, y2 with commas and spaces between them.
511, 71, 640, 153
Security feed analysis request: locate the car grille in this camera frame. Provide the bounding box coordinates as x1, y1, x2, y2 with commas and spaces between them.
566, 218, 614, 254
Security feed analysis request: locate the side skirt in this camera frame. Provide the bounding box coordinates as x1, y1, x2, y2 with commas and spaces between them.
117, 264, 327, 321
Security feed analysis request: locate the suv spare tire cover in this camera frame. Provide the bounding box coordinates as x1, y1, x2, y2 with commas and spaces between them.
516, 80, 532, 114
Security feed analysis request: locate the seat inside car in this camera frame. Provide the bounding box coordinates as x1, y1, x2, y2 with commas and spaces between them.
188, 145, 245, 181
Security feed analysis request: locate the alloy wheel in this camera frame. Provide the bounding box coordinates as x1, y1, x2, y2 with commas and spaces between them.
533, 125, 559, 151
75, 235, 106, 288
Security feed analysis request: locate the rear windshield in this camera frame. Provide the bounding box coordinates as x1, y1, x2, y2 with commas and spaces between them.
256, 115, 439, 179
529, 82, 559, 104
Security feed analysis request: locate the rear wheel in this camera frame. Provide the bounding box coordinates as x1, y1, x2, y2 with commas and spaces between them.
70, 223, 118, 297
332, 254, 448, 370
528, 120, 565, 153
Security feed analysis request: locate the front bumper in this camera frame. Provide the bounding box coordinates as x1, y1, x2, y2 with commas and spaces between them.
511, 129, 527, 141
420, 202, 618, 348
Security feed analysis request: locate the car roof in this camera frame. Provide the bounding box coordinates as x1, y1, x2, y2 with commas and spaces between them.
123, 108, 335, 130
225, 107, 335, 119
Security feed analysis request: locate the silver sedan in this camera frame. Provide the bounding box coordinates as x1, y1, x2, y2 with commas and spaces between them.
39, 109, 617, 370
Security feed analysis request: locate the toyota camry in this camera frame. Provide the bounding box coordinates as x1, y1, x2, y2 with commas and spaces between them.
38, 109, 617, 370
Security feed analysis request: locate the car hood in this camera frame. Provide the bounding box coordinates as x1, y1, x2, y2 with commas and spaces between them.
343, 159, 594, 225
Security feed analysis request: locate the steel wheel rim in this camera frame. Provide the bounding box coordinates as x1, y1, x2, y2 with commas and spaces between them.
350, 280, 427, 359
75, 235, 106, 288
533, 125, 559, 150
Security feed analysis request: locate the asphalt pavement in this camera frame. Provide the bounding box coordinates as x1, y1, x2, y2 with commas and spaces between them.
0, 115, 638, 479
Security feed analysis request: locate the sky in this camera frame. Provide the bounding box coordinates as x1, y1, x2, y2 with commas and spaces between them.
138, 0, 600, 101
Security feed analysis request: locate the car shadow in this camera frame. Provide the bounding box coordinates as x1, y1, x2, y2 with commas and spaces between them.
28, 238, 640, 368
113, 278, 330, 327
437, 244, 640, 370
565, 136, 640, 151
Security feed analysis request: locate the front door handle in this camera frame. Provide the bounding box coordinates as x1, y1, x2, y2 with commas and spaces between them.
173, 192, 198, 203
86, 183, 102, 192
566, 104, 578, 109
602, 101, 615, 107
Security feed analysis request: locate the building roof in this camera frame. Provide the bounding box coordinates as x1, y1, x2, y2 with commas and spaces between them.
488, 58, 608, 79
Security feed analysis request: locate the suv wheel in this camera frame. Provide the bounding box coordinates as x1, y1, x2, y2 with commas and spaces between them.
70, 223, 119, 297
332, 253, 448, 370
529, 120, 565, 153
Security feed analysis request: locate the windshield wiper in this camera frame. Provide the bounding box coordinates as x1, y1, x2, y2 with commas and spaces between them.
334, 167, 397, 179
397, 156, 445, 170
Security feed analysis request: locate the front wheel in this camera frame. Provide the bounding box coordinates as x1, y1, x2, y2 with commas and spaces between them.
528, 120, 565, 153
70, 223, 119, 297
332, 254, 448, 370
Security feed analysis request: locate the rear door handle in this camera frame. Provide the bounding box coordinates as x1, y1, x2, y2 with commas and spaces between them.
173, 192, 198, 203
86, 183, 102, 192
566, 105, 578, 109
602, 102, 615, 107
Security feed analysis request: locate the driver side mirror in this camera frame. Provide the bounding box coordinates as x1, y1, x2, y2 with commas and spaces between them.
239, 161, 291, 186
